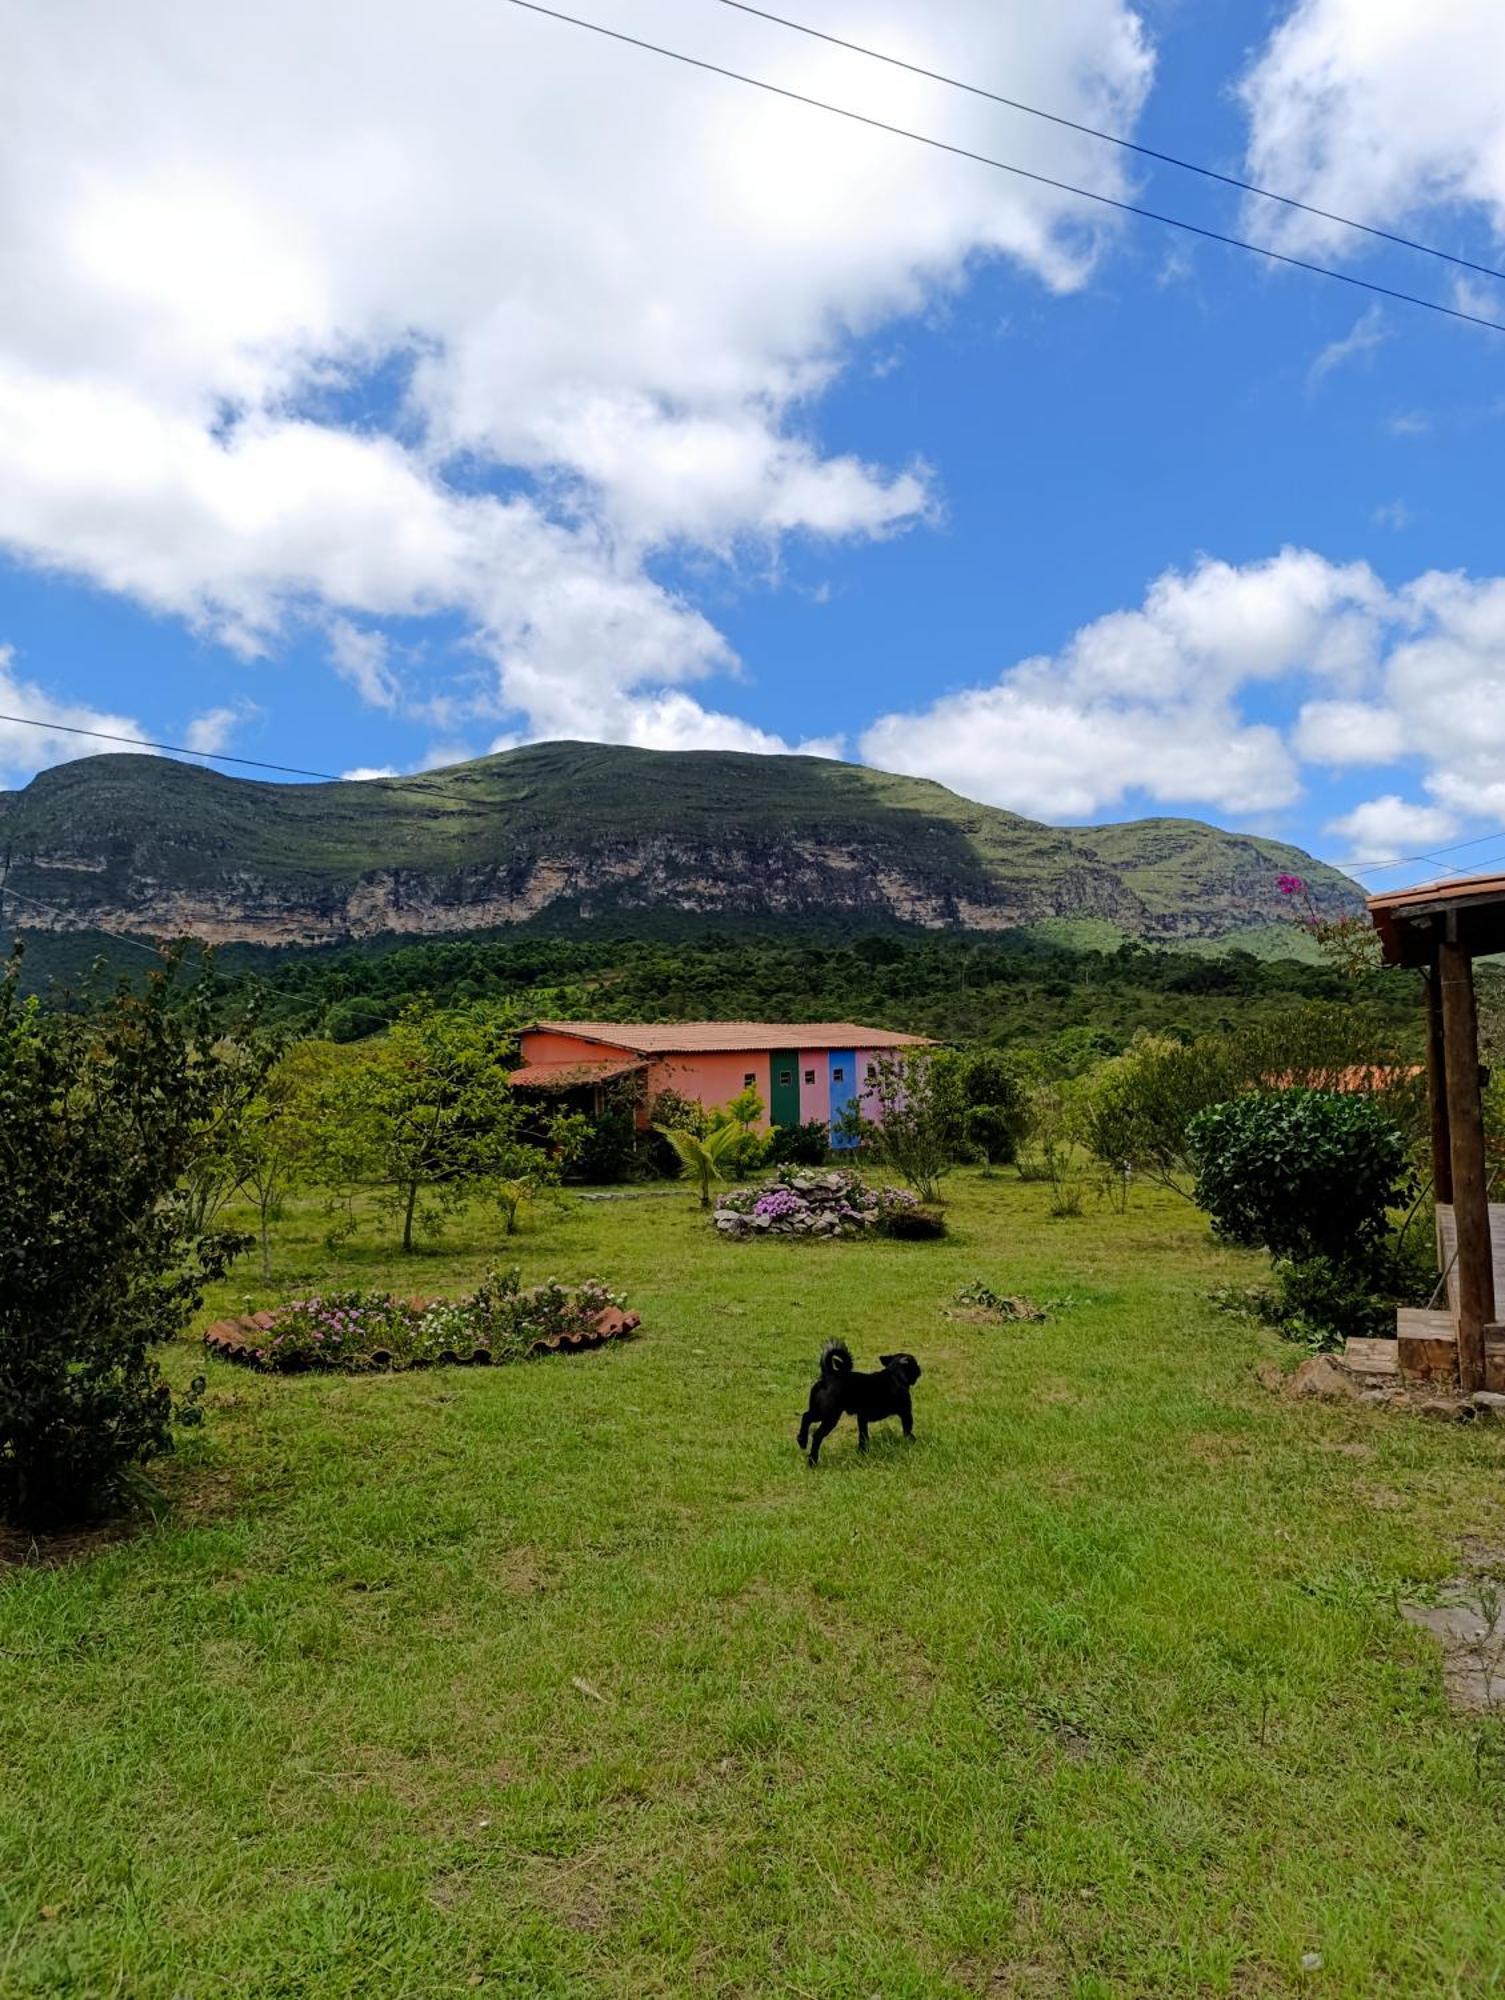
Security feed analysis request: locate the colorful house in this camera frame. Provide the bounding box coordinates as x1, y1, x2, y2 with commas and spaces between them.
508, 1021, 929, 1148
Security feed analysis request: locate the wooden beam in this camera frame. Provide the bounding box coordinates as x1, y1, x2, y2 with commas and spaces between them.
1440, 936, 1495, 1392
1425, 960, 1453, 1204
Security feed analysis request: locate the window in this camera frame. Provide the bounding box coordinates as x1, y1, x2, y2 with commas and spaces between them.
865, 1062, 877, 1081
832, 1067, 845, 1084
743, 1072, 755, 1088
804, 1069, 815, 1085
779, 1069, 793, 1088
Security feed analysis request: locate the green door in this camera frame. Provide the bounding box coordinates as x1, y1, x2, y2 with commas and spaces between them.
770, 1049, 800, 1128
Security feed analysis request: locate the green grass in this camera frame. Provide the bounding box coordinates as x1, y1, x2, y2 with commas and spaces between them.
5, 1174, 1505, 1996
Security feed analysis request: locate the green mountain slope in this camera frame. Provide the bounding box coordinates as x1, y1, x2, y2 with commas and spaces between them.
0, 741, 1360, 951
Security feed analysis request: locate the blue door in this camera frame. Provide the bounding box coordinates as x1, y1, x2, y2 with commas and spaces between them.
827, 1049, 857, 1150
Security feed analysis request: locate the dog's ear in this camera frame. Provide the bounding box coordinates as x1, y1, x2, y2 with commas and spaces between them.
881, 1352, 922, 1383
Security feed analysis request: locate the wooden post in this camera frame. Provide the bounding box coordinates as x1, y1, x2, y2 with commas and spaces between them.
1440, 936, 1495, 1392
1425, 960, 1453, 1204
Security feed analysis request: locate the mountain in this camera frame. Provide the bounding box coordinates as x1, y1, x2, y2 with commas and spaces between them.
0, 741, 1360, 952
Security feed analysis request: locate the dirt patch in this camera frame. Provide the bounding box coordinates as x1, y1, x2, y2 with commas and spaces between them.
1403, 1560, 1505, 1712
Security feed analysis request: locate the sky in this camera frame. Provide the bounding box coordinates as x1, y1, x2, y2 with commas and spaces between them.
2, 0, 1504, 890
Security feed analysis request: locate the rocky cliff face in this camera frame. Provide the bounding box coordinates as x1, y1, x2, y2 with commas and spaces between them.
0, 743, 1362, 948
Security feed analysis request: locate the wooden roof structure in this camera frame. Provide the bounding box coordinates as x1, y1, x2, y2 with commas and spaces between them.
1369, 872, 1505, 969
1367, 872, 1504, 1391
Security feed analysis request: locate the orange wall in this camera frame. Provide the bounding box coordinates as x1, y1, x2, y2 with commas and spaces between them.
519, 1028, 631, 1066
647, 1052, 772, 1127
516, 1032, 774, 1128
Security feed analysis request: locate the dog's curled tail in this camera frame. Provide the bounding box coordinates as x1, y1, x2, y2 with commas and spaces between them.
819, 1339, 854, 1380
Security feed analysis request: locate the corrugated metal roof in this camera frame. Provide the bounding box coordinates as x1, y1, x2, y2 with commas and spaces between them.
525, 1020, 930, 1054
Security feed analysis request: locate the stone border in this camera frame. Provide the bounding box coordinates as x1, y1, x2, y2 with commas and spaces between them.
204, 1301, 640, 1370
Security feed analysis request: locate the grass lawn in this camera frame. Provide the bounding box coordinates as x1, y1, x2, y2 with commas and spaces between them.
5, 1171, 1505, 1997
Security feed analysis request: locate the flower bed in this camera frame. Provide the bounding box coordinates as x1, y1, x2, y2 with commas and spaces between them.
714, 1168, 944, 1240
204, 1268, 638, 1373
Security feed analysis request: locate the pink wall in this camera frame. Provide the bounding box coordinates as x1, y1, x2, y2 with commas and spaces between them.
855, 1049, 887, 1122
798, 1050, 831, 1128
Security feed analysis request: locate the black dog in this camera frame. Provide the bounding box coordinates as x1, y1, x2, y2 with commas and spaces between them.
797, 1340, 921, 1466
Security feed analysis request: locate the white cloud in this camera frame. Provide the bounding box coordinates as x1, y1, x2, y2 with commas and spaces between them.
860, 549, 1386, 819
1240, 0, 1505, 255
1307, 305, 1387, 388
1325, 795, 1460, 863
328, 622, 402, 711
183, 705, 246, 755
0, 0, 1154, 750
341, 765, 400, 781
1293, 698, 1405, 765
859, 549, 1505, 828
0, 647, 149, 785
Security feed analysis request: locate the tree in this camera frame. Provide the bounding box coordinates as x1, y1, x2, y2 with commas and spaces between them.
840, 1048, 964, 1204
655, 1121, 746, 1207
1075, 1034, 1241, 1197
956, 1047, 1033, 1167
0, 950, 270, 1527
231, 1038, 331, 1278
309, 1001, 524, 1252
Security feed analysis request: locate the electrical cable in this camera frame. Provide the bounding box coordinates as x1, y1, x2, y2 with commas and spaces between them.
502, 0, 1505, 336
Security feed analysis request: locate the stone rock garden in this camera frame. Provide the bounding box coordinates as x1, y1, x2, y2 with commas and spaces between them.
714, 1167, 944, 1240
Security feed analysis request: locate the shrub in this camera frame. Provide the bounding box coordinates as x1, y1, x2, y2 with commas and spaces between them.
768, 1118, 832, 1167
0, 951, 270, 1527
878, 1203, 947, 1240
1187, 1090, 1415, 1267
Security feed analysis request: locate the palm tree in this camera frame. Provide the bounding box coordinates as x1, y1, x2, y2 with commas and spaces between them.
655, 1123, 745, 1208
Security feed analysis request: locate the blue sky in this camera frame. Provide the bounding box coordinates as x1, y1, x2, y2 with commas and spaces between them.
3, 0, 1504, 890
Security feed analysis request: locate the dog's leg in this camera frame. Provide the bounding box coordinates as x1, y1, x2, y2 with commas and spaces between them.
857, 1417, 870, 1452
900, 1396, 914, 1439
807, 1418, 838, 1467
797, 1407, 812, 1449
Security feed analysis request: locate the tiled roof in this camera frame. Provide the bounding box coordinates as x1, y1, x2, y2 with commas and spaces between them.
507, 1055, 647, 1089
526, 1020, 929, 1055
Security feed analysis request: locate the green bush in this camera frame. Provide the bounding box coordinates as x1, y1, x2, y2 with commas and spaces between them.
876, 1202, 948, 1240
1187, 1090, 1414, 1267
0, 953, 268, 1527
768, 1118, 832, 1167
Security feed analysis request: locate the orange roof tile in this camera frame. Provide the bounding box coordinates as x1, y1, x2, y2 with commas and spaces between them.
525, 1020, 930, 1055
507, 1055, 647, 1090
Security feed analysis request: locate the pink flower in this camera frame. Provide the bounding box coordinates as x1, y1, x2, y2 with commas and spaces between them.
1277, 873, 1306, 897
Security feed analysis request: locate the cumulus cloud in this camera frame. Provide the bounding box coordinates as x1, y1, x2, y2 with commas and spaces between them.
860, 549, 1385, 819
0, 647, 148, 785
859, 549, 1505, 828
1325, 794, 1460, 863
183, 706, 247, 755
1239, 0, 1505, 254
0, 0, 1154, 751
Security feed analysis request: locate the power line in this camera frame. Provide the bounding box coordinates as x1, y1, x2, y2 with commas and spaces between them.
714, 0, 1505, 287
0, 711, 339, 781
502, 0, 1505, 337
0, 877, 165, 960
1341, 826, 1505, 877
